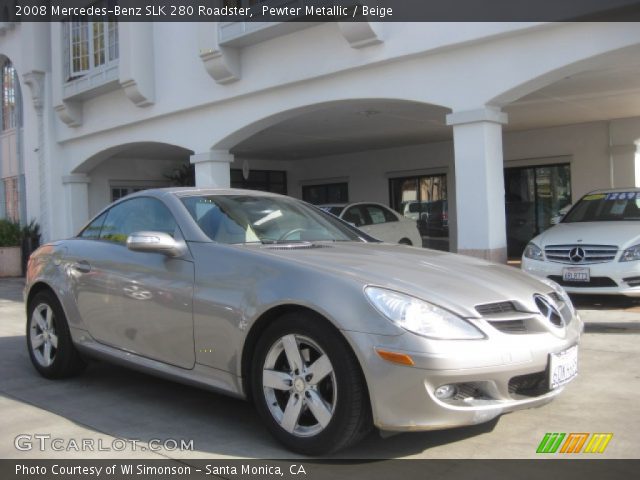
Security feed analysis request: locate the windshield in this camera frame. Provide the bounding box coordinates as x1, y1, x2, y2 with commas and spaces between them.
563, 192, 640, 223
181, 195, 364, 244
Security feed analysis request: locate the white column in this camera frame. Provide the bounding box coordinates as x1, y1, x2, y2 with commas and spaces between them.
62, 174, 90, 237
190, 150, 233, 188
446, 107, 508, 264
636, 141, 640, 188
609, 144, 640, 188
22, 71, 50, 241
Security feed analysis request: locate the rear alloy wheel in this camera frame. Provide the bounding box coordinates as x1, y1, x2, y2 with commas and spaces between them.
30, 303, 58, 369
27, 291, 86, 379
252, 313, 371, 455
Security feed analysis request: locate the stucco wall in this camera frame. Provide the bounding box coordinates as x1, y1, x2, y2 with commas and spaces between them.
283, 120, 639, 237
87, 157, 184, 217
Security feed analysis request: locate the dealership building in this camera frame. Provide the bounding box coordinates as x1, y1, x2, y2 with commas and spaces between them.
1, 18, 640, 261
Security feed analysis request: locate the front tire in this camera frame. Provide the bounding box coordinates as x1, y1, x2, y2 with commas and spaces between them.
251, 312, 371, 455
26, 290, 86, 379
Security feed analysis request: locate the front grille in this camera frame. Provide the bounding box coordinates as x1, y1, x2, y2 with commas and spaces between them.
475, 301, 516, 316
548, 275, 618, 288
623, 276, 640, 287
544, 244, 618, 264
548, 292, 563, 303
488, 319, 527, 333
509, 371, 550, 397
476, 301, 533, 334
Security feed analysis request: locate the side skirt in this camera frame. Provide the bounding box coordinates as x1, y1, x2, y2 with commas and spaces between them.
72, 328, 246, 399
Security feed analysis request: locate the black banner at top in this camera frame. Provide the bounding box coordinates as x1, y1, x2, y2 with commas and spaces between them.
2, 0, 640, 22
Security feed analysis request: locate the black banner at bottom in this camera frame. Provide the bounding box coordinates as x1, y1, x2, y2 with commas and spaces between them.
3, 459, 639, 480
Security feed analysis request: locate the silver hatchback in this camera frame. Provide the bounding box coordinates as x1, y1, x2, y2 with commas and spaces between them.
25, 188, 582, 454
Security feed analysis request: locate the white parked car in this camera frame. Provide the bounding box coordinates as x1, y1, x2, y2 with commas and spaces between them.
522, 188, 640, 296
319, 202, 422, 247
402, 201, 426, 221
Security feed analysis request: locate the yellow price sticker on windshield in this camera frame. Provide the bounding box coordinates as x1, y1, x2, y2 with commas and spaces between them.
583, 194, 605, 201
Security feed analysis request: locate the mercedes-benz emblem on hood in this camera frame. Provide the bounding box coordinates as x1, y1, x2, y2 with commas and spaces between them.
569, 247, 585, 263
534, 294, 564, 327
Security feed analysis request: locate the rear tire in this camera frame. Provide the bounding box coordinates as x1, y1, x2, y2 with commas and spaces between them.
251, 312, 371, 455
399, 238, 412, 245
26, 290, 86, 379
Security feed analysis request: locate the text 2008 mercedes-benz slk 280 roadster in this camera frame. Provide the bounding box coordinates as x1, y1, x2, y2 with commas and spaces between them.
25, 188, 581, 454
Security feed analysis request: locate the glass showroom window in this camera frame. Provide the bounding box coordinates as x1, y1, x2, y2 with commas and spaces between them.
68, 17, 118, 78
1, 61, 18, 131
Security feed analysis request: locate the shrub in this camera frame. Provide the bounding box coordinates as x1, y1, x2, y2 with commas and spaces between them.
22, 219, 41, 241
0, 219, 21, 247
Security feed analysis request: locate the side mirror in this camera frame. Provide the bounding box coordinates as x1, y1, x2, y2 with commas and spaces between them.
126, 231, 185, 257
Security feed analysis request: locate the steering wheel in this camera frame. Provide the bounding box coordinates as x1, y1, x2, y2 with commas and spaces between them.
278, 228, 306, 241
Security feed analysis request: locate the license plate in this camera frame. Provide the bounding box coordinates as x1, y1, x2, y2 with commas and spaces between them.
549, 345, 578, 389
562, 267, 590, 282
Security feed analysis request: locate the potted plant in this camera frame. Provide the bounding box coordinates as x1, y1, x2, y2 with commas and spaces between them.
21, 219, 41, 276
0, 219, 22, 277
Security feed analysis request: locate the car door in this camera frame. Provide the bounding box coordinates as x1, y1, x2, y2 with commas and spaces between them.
341, 205, 367, 229
67, 196, 195, 369
359, 204, 398, 242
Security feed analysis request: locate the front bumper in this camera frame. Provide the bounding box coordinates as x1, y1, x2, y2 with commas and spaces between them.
521, 256, 640, 296
344, 321, 581, 432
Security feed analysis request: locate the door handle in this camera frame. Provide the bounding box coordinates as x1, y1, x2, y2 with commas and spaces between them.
71, 260, 92, 274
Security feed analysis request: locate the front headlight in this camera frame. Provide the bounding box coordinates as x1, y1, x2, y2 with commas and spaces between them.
364, 287, 485, 340
620, 244, 640, 262
523, 242, 544, 261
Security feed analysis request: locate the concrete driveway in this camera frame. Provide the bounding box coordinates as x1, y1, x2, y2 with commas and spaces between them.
1, 277, 638, 459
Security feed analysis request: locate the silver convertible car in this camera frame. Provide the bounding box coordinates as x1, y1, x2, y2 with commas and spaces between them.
25, 188, 582, 455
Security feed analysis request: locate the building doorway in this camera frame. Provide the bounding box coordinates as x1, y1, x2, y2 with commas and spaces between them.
504, 163, 571, 258
389, 174, 448, 251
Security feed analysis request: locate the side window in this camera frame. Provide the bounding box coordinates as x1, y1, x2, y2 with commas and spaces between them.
364, 205, 393, 225
342, 206, 366, 227
100, 197, 178, 244
79, 212, 107, 239
382, 206, 399, 223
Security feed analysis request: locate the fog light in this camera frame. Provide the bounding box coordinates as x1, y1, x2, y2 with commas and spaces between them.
435, 384, 457, 399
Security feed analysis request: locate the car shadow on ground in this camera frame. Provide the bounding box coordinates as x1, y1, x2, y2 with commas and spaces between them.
570, 294, 640, 310
570, 295, 640, 333
0, 278, 24, 303
0, 333, 499, 459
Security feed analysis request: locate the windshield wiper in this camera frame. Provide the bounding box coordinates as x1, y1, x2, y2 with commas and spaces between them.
260, 239, 312, 245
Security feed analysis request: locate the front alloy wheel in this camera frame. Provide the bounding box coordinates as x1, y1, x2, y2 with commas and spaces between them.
252, 312, 371, 455
263, 334, 337, 437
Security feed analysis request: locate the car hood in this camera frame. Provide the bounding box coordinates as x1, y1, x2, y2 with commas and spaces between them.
253, 243, 550, 318
532, 222, 640, 250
